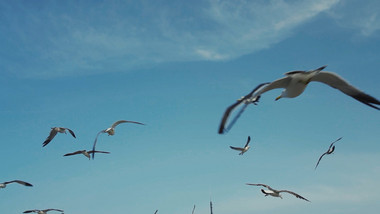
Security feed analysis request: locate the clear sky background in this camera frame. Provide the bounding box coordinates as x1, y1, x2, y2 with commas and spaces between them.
1, 0, 380, 213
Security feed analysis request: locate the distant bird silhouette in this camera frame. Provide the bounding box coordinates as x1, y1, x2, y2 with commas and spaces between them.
315, 137, 343, 170
23, 209, 64, 214
0, 180, 33, 189
230, 136, 251, 155
91, 120, 145, 159
246, 183, 310, 202
43, 127, 76, 147
64, 150, 110, 160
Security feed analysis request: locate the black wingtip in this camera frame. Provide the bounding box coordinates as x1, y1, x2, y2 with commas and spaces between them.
317, 65, 327, 71
42, 140, 49, 147
351, 94, 380, 110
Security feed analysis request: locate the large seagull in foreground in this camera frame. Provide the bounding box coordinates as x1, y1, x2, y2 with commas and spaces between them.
219, 65, 380, 134
246, 183, 310, 202
315, 137, 343, 170
91, 120, 145, 159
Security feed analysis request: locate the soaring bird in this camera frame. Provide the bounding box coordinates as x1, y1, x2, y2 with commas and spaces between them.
315, 137, 343, 170
246, 183, 310, 202
91, 120, 145, 159
23, 209, 64, 214
218, 83, 269, 134
230, 136, 252, 155
43, 127, 76, 147
103, 120, 145, 136
0, 180, 33, 189
64, 150, 110, 160
219, 66, 380, 134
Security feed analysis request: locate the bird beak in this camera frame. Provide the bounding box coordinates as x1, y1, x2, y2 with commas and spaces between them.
275, 95, 281, 101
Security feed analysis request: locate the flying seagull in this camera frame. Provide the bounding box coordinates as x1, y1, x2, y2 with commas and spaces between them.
219, 65, 380, 134
91, 120, 145, 159
218, 83, 269, 134
103, 120, 145, 136
64, 150, 110, 160
230, 136, 251, 155
43, 127, 76, 147
23, 209, 64, 214
0, 180, 33, 189
246, 183, 310, 202
315, 137, 343, 170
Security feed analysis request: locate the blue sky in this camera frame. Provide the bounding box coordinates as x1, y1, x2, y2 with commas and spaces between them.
1, 0, 380, 213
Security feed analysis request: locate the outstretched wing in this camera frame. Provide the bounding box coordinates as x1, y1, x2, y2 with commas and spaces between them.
43, 128, 58, 147
315, 152, 328, 170
311, 72, 380, 110
66, 128, 76, 138
111, 120, 145, 128
246, 183, 273, 190
91, 130, 106, 159
63, 150, 84, 157
244, 136, 251, 147
329, 137, 343, 149
253, 76, 291, 96
23, 210, 38, 213
88, 150, 110, 154
218, 83, 269, 134
5, 180, 33, 187
44, 209, 64, 212
279, 190, 310, 202
229, 146, 244, 151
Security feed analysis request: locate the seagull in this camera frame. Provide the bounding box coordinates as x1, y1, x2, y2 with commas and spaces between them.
23, 209, 64, 214
230, 136, 251, 155
91, 120, 145, 159
43, 127, 76, 147
219, 65, 380, 134
218, 83, 269, 134
103, 120, 145, 136
0, 180, 33, 189
246, 183, 310, 202
315, 137, 343, 170
64, 150, 110, 160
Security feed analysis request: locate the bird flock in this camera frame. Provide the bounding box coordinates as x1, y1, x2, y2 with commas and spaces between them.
219, 65, 379, 203
4, 65, 380, 213
3, 120, 144, 213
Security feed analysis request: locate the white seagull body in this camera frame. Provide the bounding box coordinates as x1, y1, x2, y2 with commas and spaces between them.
23, 209, 64, 214
91, 120, 145, 159
230, 136, 251, 155
315, 137, 342, 170
64, 150, 110, 160
0, 180, 33, 189
219, 66, 380, 134
43, 127, 76, 147
246, 183, 310, 202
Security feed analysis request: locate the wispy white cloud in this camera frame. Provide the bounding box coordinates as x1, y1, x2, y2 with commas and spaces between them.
1, 0, 341, 78
327, 0, 380, 36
